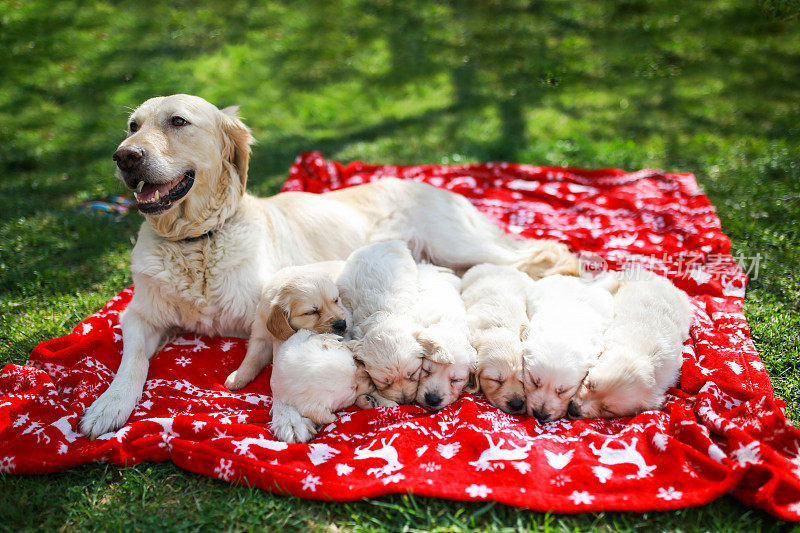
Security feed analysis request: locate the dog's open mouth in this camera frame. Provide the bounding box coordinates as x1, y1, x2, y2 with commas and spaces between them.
134, 170, 195, 214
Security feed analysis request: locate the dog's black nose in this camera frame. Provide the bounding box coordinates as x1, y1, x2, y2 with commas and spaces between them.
567, 401, 581, 419
531, 408, 550, 423
424, 392, 442, 409
506, 397, 525, 413
113, 145, 145, 171
332, 319, 346, 334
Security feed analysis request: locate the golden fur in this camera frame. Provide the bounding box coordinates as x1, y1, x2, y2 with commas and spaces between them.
79, 94, 578, 438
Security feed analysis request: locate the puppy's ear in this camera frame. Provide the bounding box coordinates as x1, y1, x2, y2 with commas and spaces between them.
464, 368, 481, 394
219, 106, 255, 192
416, 331, 454, 365
265, 302, 295, 341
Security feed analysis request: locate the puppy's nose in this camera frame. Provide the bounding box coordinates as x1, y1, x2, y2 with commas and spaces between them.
506, 397, 525, 413
567, 401, 581, 419
423, 392, 442, 409
531, 408, 550, 423
113, 145, 145, 171
332, 319, 346, 334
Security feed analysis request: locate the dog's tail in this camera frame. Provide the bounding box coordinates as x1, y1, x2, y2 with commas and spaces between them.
511, 239, 580, 279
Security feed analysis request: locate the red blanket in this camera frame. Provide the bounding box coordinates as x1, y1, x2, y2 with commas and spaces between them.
2, 152, 799, 520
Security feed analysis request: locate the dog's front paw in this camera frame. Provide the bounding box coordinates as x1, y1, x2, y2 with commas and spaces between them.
79, 387, 138, 439
224, 370, 247, 391
272, 416, 317, 443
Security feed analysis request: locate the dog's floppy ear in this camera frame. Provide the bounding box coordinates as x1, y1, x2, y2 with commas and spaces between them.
265, 301, 295, 341
464, 367, 481, 394
416, 331, 454, 365
219, 105, 254, 193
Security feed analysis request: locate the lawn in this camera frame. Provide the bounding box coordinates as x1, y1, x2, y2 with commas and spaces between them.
1, 0, 799, 530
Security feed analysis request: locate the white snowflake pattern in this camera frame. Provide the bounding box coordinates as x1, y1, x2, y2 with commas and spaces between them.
420, 462, 440, 473
0, 456, 15, 473
567, 490, 595, 505
214, 458, 234, 481
221, 341, 235, 352
192, 420, 206, 432
301, 473, 321, 492
656, 486, 683, 501
437, 442, 460, 459
175, 356, 191, 367
465, 484, 492, 498
512, 461, 531, 474
731, 441, 761, 466
335, 463, 354, 476
550, 473, 571, 487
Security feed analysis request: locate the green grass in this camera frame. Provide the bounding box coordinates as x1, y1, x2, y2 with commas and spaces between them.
1, 0, 799, 530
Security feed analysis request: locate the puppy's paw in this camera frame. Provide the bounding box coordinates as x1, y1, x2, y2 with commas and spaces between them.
270, 401, 318, 443
224, 370, 248, 391
79, 387, 138, 439
272, 416, 317, 443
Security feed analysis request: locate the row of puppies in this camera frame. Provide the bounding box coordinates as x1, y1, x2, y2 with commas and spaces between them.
253, 240, 692, 442
471, 265, 692, 422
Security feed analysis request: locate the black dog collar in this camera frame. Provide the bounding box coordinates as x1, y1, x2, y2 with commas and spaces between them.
181, 229, 214, 243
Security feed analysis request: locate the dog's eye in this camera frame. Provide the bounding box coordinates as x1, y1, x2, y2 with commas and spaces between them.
421, 368, 432, 377
170, 116, 190, 127
530, 379, 541, 389
555, 387, 567, 396
585, 381, 596, 391
333, 297, 339, 304
304, 309, 319, 316
129, 121, 139, 133
451, 377, 466, 384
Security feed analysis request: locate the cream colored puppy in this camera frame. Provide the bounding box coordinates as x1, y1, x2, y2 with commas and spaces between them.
270, 329, 375, 443
412, 264, 476, 411
338, 240, 425, 404
569, 272, 692, 419
461, 264, 535, 415
225, 261, 348, 390
522, 274, 615, 423
80, 94, 577, 438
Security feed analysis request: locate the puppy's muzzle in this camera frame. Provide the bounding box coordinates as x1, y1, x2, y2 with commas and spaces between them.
423, 391, 442, 410
113, 145, 145, 174
567, 401, 581, 419
505, 397, 525, 414
332, 319, 346, 335
531, 407, 550, 423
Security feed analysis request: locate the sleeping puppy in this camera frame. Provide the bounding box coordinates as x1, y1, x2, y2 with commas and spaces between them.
522, 274, 615, 423
568, 272, 692, 419
338, 240, 425, 404
270, 329, 378, 443
461, 264, 535, 415
225, 261, 348, 390
412, 263, 476, 411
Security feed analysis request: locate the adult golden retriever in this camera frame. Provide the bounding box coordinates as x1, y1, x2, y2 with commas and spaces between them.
78, 94, 578, 438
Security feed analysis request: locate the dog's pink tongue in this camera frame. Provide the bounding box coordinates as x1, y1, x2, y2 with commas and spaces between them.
137, 179, 179, 203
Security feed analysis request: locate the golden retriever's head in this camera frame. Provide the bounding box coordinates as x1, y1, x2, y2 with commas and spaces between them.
568, 346, 659, 419
467, 327, 526, 415
114, 94, 254, 239
346, 313, 424, 405
262, 272, 350, 342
